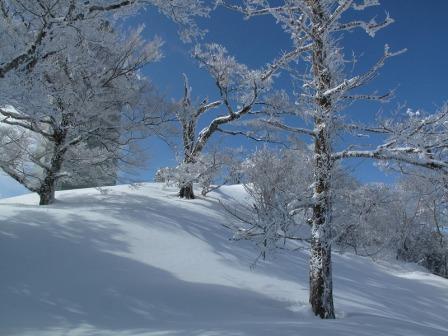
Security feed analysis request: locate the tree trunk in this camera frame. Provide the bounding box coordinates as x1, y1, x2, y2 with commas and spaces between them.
309, 241, 334, 318
307, 0, 336, 319
38, 178, 56, 205
38, 132, 67, 205
178, 110, 197, 199
179, 182, 195, 199
309, 123, 335, 319
178, 154, 196, 199
309, 215, 335, 318
38, 152, 64, 205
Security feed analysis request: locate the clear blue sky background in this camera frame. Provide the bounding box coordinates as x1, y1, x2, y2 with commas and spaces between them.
1, 0, 447, 197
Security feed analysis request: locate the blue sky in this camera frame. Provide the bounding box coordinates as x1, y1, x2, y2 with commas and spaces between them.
139, 0, 448, 181
1, 0, 447, 197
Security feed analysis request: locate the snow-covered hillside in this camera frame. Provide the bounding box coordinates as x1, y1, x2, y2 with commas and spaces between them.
0, 183, 447, 336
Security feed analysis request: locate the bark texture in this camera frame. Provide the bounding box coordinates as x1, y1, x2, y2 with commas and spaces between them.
178, 78, 198, 200
308, 0, 336, 319
179, 182, 195, 199
38, 120, 68, 205
178, 109, 196, 199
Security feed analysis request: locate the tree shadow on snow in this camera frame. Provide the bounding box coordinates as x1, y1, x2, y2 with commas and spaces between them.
0, 209, 299, 334
1, 188, 448, 335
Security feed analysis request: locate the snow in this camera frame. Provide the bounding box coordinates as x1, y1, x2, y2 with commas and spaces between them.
0, 183, 447, 335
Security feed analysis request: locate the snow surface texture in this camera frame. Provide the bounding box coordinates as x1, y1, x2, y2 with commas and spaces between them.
0, 183, 447, 336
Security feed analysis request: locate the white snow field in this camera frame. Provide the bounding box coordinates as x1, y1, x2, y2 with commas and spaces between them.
0, 183, 447, 336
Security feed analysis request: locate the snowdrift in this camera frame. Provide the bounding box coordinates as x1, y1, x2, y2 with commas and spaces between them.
0, 183, 447, 335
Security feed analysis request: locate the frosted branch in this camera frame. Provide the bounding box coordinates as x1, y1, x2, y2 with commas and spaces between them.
333, 12, 394, 37
323, 44, 406, 98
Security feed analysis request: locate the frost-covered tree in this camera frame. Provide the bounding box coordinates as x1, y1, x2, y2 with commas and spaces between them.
333, 182, 402, 256
0, 0, 210, 199
220, 0, 448, 318
396, 173, 448, 277
155, 147, 244, 197
333, 176, 448, 278
0, 119, 39, 183
0, 0, 208, 80
232, 147, 314, 259
172, 42, 302, 199
174, 73, 221, 199
0, 21, 160, 205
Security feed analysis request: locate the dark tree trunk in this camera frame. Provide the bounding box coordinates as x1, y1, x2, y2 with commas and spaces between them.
38, 129, 67, 205
38, 180, 56, 205
309, 123, 335, 319
307, 0, 336, 319
38, 150, 64, 205
309, 216, 335, 318
179, 116, 196, 199
179, 182, 195, 199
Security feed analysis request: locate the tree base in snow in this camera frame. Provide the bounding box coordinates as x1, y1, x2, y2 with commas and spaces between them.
179, 184, 195, 199
39, 192, 55, 205
309, 239, 335, 319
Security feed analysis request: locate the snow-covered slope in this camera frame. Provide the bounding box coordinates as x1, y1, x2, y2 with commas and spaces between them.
0, 183, 447, 336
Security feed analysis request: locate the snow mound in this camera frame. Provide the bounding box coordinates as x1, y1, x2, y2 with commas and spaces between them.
0, 183, 447, 335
